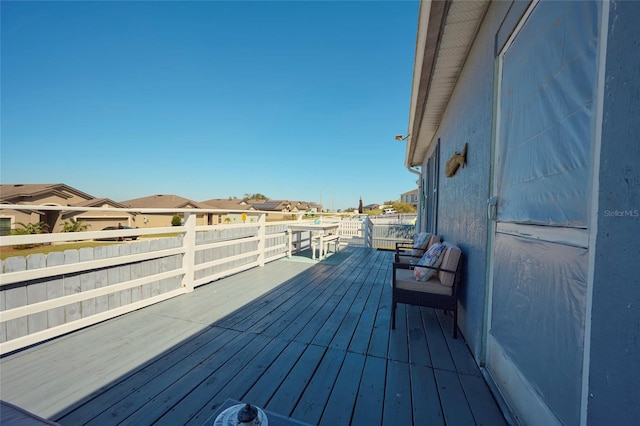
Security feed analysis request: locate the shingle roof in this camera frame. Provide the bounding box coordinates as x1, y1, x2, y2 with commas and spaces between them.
121, 194, 205, 209
0, 183, 95, 203
248, 200, 318, 212
201, 198, 255, 210
73, 198, 129, 209
251, 200, 288, 211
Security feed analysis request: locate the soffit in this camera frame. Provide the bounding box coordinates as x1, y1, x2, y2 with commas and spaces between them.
407, 0, 489, 167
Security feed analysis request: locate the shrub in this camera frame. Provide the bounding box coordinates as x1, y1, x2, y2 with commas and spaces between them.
171, 214, 182, 226
60, 218, 90, 232
10, 221, 49, 249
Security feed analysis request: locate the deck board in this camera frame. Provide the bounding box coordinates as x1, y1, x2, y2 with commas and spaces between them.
318, 351, 366, 426
366, 266, 392, 359
407, 304, 432, 367
437, 309, 484, 376
410, 363, 445, 425
327, 270, 374, 351
95, 330, 255, 424
265, 343, 326, 417
241, 340, 308, 408
58, 326, 230, 424
347, 267, 385, 355
294, 264, 363, 345
422, 306, 457, 372
291, 346, 346, 425
388, 302, 410, 362
0, 246, 507, 425
351, 354, 386, 425
435, 368, 477, 425
311, 266, 366, 347
383, 359, 413, 424
459, 373, 509, 425
180, 336, 291, 426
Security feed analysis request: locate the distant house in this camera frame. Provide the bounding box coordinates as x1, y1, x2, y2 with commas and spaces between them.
200, 198, 257, 224
0, 183, 134, 234
363, 203, 380, 211
400, 189, 419, 207
404, 1, 639, 424
121, 194, 208, 227
247, 200, 318, 219
247, 200, 293, 212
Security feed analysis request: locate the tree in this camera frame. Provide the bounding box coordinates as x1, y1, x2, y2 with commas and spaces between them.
60, 218, 90, 232
388, 201, 417, 213
243, 193, 269, 202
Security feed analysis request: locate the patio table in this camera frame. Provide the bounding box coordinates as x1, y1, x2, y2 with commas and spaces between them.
288, 222, 340, 260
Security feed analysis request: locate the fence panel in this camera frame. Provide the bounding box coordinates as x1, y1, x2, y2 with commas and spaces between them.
1, 205, 418, 354
371, 224, 414, 249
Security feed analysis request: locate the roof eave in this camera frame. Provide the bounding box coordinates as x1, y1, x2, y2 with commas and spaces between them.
405, 1, 490, 167
406, 0, 448, 168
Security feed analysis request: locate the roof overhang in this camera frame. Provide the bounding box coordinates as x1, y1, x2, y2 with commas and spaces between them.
406, 0, 490, 167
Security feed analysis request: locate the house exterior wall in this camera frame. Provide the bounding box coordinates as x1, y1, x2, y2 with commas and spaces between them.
23, 194, 66, 205
3, 189, 138, 232
415, 1, 638, 423
132, 213, 208, 229
588, 1, 640, 423
0, 210, 39, 230
401, 189, 419, 206
420, 1, 511, 361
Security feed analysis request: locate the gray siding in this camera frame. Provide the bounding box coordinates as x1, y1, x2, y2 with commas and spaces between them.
588, 1, 640, 423
425, 1, 512, 361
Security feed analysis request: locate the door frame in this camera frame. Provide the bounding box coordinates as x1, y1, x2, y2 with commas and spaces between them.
482, 1, 608, 424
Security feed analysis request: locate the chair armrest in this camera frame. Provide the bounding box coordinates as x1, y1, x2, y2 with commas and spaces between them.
392, 261, 415, 270
394, 252, 422, 263
395, 242, 414, 250
396, 241, 417, 249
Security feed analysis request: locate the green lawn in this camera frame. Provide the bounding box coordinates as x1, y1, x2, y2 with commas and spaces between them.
0, 234, 184, 261
0, 241, 121, 261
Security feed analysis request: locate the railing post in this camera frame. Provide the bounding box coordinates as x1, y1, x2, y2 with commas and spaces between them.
257, 213, 266, 266
365, 216, 373, 248
182, 212, 196, 293
287, 228, 292, 258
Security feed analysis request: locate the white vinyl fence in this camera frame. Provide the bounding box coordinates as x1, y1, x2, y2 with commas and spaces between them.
0, 205, 299, 354
0, 205, 415, 354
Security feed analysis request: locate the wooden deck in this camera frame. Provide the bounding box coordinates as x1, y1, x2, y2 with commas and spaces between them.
0, 247, 507, 425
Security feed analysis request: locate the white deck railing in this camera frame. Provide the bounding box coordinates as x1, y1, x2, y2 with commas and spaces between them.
0, 205, 413, 354
0, 205, 314, 354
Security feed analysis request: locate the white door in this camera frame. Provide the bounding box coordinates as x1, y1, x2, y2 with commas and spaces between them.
485, 2, 603, 425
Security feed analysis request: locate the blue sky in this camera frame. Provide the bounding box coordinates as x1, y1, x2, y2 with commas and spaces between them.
1, 1, 419, 210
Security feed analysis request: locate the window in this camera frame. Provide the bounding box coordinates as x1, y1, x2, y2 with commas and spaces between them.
0, 217, 11, 236
424, 139, 440, 234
